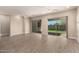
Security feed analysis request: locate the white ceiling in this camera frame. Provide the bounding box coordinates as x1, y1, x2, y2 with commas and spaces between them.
0, 6, 76, 17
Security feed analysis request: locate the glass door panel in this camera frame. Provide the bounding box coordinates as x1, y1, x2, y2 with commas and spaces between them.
48, 17, 67, 38
32, 20, 41, 33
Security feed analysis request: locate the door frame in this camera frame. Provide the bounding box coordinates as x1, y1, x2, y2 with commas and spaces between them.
48, 16, 68, 38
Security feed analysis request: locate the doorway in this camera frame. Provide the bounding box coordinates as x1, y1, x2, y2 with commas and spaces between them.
32, 20, 41, 33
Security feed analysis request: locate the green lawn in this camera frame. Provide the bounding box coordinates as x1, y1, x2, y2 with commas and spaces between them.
48, 29, 65, 33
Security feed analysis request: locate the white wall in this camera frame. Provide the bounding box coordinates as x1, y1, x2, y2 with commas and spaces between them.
77, 7, 79, 42
0, 15, 10, 36
41, 16, 48, 40
24, 17, 30, 34
0, 22, 1, 36
10, 16, 24, 36
10, 16, 30, 36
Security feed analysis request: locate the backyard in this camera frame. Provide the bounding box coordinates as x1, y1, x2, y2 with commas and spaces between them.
48, 18, 66, 36
48, 29, 65, 33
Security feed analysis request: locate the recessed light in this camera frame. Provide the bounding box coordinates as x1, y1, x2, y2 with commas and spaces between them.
66, 6, 71, 8
53, 9, 58, 12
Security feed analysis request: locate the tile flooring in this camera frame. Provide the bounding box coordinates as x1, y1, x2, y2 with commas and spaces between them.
0, 33, 79, 53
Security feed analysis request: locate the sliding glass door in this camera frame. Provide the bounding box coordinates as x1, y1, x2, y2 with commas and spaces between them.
48, 17, 67, 37
32, 20, 41, 33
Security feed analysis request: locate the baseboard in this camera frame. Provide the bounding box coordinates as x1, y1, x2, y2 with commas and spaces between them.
68, 37, 77, 40
0, 33, 10, 36
10, 33, 24, 37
